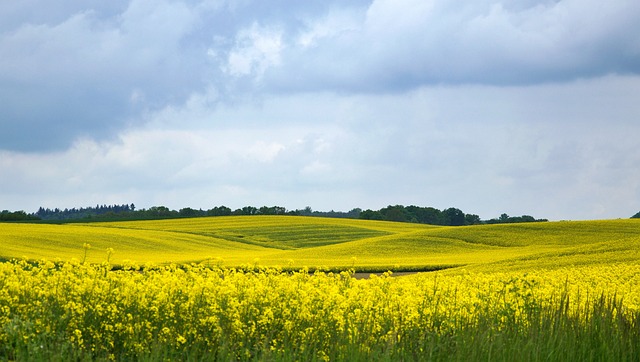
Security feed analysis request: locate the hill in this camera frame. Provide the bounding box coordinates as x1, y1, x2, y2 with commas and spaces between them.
1, 216, 639, 271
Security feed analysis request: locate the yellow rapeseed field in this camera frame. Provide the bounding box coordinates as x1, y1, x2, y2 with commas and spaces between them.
3, 216, 639, 270
1, 260, 639, 360
2, 216, 640, 360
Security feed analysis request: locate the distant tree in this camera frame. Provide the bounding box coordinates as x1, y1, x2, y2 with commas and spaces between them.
25, 202, 547, 225
147, 206, 175, 218
207, 206, 232, 216
33, 203, 135, 220
465, 213, 481, 225
443, 207, 466, 226
632, 211, 640, 219
360, 209, 383, 220
515, 215, 536, 223
406, 206, 444, 225
179, 207, 201, 217
36, 207, 48, 218
234, 206, 258, 215
299, 206, 313, 216
0, 210, 40, 221
485, 213, 547, 224
381, 205, 407, 222
346, 208, 362, 218
258, 206, 287, 215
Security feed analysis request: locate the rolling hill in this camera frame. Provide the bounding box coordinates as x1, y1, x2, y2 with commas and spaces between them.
1, 216, 639, 271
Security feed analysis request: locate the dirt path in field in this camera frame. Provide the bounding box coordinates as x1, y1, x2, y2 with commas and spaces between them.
352, 271, 420, 279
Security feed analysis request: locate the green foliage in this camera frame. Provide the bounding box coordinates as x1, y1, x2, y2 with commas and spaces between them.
0, 210, 40, 222
361, 205, 545, 226
485, 213, 548, 224
207, 205, 232, 216
359, 209, 384, 220
443, 207, 466, 226
28, 202, 548, 227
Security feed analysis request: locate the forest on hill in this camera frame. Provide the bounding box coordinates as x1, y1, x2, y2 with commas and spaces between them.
1, 203, 550, 226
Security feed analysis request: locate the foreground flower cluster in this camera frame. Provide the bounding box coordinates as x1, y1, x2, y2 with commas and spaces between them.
1, 260, 639, 361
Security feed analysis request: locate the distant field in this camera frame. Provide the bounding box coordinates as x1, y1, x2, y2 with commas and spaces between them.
2, 216, 639, 271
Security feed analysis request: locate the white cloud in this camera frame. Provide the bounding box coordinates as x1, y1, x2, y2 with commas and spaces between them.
243, 141, 286, 163
3, 74, 640, 219
301, 160, 332, 176
224, 22, 283, 78
297, 7, 362, 48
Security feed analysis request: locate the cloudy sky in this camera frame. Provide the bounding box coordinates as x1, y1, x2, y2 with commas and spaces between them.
2, 0, 640, 220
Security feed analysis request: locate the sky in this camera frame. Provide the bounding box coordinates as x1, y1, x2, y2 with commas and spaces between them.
1, 0, 640, 221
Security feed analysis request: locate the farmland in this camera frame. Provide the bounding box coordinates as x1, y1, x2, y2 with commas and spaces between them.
1, 216, 640, 360
3, 216, 640, 271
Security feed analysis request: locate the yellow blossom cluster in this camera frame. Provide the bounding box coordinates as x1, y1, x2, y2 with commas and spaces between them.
1, 260, 639, 360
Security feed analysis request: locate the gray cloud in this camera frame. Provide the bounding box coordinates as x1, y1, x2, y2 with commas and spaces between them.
0, 1, 206, 151
0, 0, 372, 151
264, 0, 640, 91
3, 0, 640, 151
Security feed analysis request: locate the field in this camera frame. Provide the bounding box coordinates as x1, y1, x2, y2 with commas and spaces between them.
1, 216, 640, 360
3, 216, 640, 271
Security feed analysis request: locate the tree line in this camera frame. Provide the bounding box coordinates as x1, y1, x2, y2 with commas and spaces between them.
5, 203, 640, 224
1, 203, 549, 226
27, 204, 363, 221
0, 210, 40, 222
358, 205, 548, 226
35, 204, 136, 220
